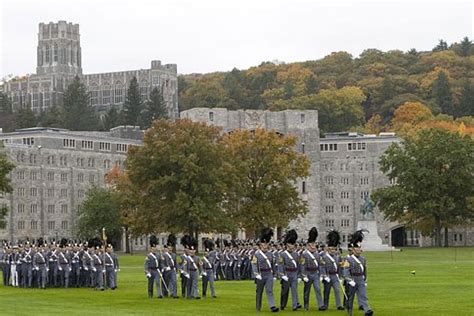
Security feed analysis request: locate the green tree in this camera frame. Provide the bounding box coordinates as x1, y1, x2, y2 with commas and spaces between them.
76, 186, 123, 246
433, 39, 448, 52
456, 82, 474, 117
123, 77, 142, 125
102, 107, 121, 130
63, 76, 99, 130
38, 106, 65, 128
372, 129, 474, 247
139, 87, 167, 128
221, 128, 310, 234
14, 107, 37, 129
432, 71, 454, 115
458, 36, 473, 57
124, 119, 234, 239
0, 92, 12, 114
0, 143, 14, 228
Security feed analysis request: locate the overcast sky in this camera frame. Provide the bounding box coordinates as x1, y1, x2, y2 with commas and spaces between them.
0, 0, 472, 77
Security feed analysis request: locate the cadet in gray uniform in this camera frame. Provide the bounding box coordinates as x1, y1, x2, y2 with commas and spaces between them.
58, 239, 71, 288
343, 230, 373, 316
251, 227, 279, 313
300, 227, 325, 311
183, 236, 201, 299
321, 230, 345, 310
278, 229, 302, 311
33, 238, 48, 289
104, 244, 117, 289
161, 234, 178, 298
145, 235, 163, 298
92, 239, 104, 291
201, 239, 217, 298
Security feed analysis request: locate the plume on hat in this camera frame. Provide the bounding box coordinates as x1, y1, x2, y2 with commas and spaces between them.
283, 229, 298, 245
181, 235, 190, 249
349, 229, 368, 247
167, 234, 177, 247
307, 227, 318, 243
259, 227, 274, 243
204, 239, 214, 251
327, 230, 341, 247
149, 235, 159, 247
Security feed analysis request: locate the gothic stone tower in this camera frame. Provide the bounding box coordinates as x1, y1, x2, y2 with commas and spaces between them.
36, 21, 82, 76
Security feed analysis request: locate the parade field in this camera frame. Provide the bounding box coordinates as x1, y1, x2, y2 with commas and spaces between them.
0, 248, 473, 316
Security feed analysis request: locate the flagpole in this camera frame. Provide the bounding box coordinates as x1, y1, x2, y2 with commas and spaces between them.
102, 228, 107, 290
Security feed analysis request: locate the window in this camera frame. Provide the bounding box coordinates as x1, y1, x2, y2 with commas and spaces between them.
77, 173, 84, 182
320, 143, 338, 152
78, 190, 85, 198
389, 178, 397, 185
324, 176, 334, 185
341, 177, 350, 185
87, 158, 95, 168
61, 221, 68, 230
325, 205, 334, 213
18, 188, 26, 197
300, 113, 305, 123
30, 171, 38, 180
81, 140, 94, 150
60, 189, 68, 198
341, 205, 350, 213
61, 204, 68, 214
209, 111, 214, 122
459, 234, 463, 241
91, 90, 99, 105
325, 191, 334, 199
47, 155, 55, 165
89, 174, 95, 183
360, 177, 369, 185
47, 172, 54, 181
60, 156, 67, 166
323, 163, 333, 171
114, 88, 123, 104
53, 44, 58, 62
48, 221, 55, 230
63, 138, 76, 148
22, 137, 35, 145
302, 181, 307, 194
61, 173, 68, 182
30, 220, 38, 230
17, 171, 25, 180
103, 160, 111, 169
325, 219, 334, 227
99, 142, 111, 151
341, 219, 350, 227
102, 88, 111, 104
348, 142, 367, 151
361, 191, 369, 199
47, 188, 54, 198
17, 204, 25, 213
29, 154, 37, 164
77, 158, 84, 167
116, 144, 128, 152
30, 188, 38, 197
18, 221, 25, 230
341, 191, 350, 199
48, 205, 55, 214
301, 143, 305, 154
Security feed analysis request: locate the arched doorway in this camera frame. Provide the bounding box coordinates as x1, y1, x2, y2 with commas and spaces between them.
391, 226, 405, 247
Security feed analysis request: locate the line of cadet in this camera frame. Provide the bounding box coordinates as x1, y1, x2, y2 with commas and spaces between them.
250, 227, 374, 316
1, 237, 119, 290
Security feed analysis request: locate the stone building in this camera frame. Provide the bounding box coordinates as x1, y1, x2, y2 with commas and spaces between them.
1, 21, 179, 119
0, 126, 142, 242
181, 108, 473, 247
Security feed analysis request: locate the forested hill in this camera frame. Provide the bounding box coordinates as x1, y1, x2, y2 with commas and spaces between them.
178, 38, 474, 134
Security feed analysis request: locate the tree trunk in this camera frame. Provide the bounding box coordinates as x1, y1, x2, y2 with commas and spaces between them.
124, 227, 130, 254
444, 227, 449, 247
435, 217, 442, 247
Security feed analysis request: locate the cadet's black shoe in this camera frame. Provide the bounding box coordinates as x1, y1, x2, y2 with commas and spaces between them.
157, 296, 163, 299
172, 296, 179, 299
270, 306, 279, 313
195, 296, 201, 300
359, 306, 364, 310
318, 306, 327, 311
212, 295, 217, 298
365, 310, 374, 316
337, 306, 345, 310
296, 304, 302, 309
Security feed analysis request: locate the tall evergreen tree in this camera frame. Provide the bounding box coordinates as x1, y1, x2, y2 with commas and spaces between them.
103, 107, 121, 130
14, 107, 37, 129
432, 39, 448, 52
38, 106, 65, 128
123, 77, 142, 125
63, 76, 99, 130
459, 36, 473, 57
432, 71, 454, 115
0, 92, 12, 114
457, 82, 474, 117
138, 87, 168, 129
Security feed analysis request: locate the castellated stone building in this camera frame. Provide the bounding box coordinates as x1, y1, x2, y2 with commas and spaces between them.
1, 21, 179, 120
0, 126, 142, 243
181, 108, 473, 248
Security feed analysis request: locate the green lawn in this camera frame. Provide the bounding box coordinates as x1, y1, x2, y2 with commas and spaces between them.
1, 248, 473, 316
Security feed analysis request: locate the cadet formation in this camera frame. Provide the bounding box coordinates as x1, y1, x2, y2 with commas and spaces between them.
1, 237, 119, 290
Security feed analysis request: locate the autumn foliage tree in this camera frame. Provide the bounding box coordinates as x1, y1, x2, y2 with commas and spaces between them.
221, 129, 310, 234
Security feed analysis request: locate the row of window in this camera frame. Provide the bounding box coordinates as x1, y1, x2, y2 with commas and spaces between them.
17, 220, 68, 230
17, 203, 69, 214
323, 162, 370, 171
324, 205, 353, 213
324, 176, 370, 185
324, 219, 351, 227
15, 155, 120, 169
320, 143, 338, 152
63, 138, 129, 152
324, 191, 370, 199
15, 188, 88, 199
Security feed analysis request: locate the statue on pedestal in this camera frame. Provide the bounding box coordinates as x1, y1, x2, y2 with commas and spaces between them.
360, 196, 375, 220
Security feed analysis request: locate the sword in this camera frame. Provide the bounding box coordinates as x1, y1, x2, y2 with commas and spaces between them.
157, 268, 169, 294
335, 273, 351, 316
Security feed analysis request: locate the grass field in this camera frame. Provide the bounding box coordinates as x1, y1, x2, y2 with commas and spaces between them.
0, 248, 473, 316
